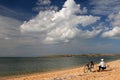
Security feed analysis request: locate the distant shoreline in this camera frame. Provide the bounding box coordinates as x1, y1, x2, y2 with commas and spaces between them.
40, 53, 120, 58
0, 54, 120, 58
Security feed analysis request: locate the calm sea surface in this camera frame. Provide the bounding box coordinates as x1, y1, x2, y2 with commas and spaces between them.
0, 56, 120, 76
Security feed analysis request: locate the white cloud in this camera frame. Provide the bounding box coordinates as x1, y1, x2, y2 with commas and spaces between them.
37, 0, 51, 5
90, 0, 120, 15
102, 12, 120, 38
21, 0, 100, 44
33, 0, 58, 11
102, 27, 120, 38
0, 5, 18, 15
0, 5, 32, 20
79, 29, 102, 39
0, 15, 22, 39
109, 13, 120, 27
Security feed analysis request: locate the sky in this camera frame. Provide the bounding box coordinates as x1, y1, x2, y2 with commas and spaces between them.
0, 0, 120, 57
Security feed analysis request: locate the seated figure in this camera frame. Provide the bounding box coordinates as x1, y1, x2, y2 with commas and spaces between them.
98, 59, 106, 71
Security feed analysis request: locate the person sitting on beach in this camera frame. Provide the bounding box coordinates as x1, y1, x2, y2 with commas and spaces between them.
98, 59, 106, 71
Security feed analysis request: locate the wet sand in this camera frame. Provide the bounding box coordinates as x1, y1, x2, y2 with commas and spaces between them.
1, 60, 120, 80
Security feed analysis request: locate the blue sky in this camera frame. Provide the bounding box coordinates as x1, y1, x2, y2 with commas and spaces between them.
0, 0, 120, 57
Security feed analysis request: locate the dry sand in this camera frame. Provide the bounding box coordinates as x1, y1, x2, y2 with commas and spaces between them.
1, 60, 120, 80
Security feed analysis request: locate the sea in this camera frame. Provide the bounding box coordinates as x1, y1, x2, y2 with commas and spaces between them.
0, 55, 120, 76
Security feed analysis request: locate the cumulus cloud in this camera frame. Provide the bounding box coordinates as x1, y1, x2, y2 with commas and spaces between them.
109, 13, 120, 27
102, 27, 120, 38
79, 29, 102, 39
21, 0, 100, 44
102, 12, 120, 38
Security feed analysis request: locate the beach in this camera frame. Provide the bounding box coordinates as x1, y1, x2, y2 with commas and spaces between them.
0, 59, 120, 80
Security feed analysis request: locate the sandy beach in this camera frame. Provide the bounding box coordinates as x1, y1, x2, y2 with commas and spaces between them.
1, 60, 120, 80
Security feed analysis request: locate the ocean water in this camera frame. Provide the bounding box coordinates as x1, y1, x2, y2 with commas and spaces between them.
0, 56, 120, 76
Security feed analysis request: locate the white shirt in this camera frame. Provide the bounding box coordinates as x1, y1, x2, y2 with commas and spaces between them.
99, 61, 106, 67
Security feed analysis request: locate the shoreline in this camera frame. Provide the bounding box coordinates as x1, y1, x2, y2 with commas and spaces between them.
1, 59, 120, 80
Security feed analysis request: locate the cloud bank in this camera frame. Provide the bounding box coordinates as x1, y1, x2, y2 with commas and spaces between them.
0, 15, 22, 40
21, 0, 100, 44
102, 12, 120, 38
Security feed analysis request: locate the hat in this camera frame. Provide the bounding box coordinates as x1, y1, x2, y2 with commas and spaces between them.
101, 59, 104, 61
